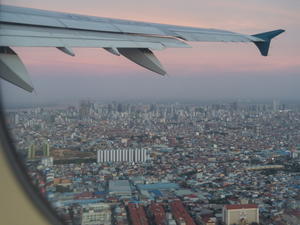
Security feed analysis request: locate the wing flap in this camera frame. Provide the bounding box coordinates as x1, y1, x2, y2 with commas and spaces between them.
57, 47, 75, 56
118, 48, 166, 75
0, 24, 189, 49
0, 36, 65, 47
0, 36, 161, 49
0, 47, 34, 92
172, 30, 260, 42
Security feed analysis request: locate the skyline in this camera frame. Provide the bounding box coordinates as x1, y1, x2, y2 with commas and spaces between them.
1, 0, 300, 105
7, 100, 300, 225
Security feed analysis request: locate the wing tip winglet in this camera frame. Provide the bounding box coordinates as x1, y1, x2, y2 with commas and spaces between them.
252, 29, 285, 56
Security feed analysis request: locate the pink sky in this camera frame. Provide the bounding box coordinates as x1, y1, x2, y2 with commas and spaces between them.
2, 0, 300, 76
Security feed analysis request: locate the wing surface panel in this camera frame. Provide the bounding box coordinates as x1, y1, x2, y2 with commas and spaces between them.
0, 24, 189, 49
0, 5, 263, 43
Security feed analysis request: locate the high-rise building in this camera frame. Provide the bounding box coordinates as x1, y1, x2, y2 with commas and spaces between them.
42, 141, 50, 157
15, 113, 19, 124
222, 204, 259, 225
79, 100, 92, 120
97, 148, 148, 163
273, 99, 279, 111
27, 144, 36, 159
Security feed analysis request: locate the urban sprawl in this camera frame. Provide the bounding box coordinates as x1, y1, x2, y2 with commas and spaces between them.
6, 101, 300, 225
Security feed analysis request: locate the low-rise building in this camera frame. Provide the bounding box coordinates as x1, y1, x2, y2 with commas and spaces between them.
222, 204, 259, 225
81, 203, 111, 225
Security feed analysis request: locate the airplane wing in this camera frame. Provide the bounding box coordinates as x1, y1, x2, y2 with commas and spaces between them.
0, 4, 285, 92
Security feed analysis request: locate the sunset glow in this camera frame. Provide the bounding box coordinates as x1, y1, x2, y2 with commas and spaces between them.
2, 0, 299, 77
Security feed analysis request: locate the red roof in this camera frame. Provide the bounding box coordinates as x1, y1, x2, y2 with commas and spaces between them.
149, 203, 166, 225
202, 215, 213, 223
170, 200, 196, 225
286, 209, 300, 217
186, 194, 197, 198
225, 204, 258, 210
128, 203, 149, 225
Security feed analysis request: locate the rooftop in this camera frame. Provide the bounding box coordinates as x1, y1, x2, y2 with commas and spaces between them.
109, 180, 131, 195
225, 204, 258, 210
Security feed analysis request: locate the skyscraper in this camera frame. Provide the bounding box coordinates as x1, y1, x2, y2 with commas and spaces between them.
42, 141, 50, 157
27, 144, 36, 159
273, 99, 279, 111
79, 100, 92, 120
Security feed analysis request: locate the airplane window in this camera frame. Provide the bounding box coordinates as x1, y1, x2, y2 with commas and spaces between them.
1, 1, 300, 225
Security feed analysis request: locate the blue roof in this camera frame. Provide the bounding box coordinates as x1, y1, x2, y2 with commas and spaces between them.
55, 198, 104, 206
59, 192, 76, 197
290, 185, 300, 189
149, 190, 163, 197
94, 191, 106, 195
137, 183, 179, 190
274, 150, 290, 155
129, 200, 143, 204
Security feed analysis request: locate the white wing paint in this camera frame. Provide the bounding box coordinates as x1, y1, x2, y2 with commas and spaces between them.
0, 5, 285, 92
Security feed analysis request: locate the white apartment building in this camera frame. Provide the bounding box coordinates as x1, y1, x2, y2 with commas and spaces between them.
97, 148, 148, 163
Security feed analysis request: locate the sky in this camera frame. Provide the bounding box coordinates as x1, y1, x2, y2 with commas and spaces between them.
1, 0, 300, 106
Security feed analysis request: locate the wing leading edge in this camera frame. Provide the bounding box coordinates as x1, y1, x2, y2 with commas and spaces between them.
0, 4, 285, 92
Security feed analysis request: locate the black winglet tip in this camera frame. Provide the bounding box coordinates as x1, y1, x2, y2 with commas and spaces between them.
253, 29, 285, 40
274, 29, 285, 37
253, 29, 285, 56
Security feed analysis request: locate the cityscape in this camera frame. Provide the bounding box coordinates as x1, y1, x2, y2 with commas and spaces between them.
5, 100, 300, 225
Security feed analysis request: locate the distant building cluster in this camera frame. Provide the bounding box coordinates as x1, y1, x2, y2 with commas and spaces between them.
6, 101, 300, 225
97, 148, 148, 163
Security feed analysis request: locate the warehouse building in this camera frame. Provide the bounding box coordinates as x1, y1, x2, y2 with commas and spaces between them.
108, 180, 131, 196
